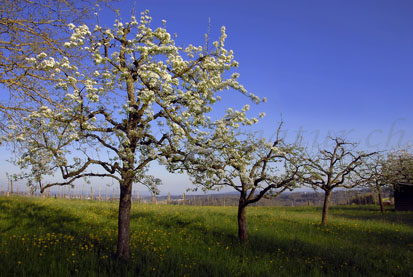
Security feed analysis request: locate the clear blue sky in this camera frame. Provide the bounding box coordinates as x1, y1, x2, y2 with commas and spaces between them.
1, 0, 413, 194
107, 0, 413, 150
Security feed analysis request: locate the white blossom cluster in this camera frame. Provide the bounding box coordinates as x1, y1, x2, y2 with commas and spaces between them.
176, 115, 302, 200
3, 10, 266, 192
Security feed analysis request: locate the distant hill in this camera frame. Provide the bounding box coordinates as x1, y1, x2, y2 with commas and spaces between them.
142, 188, 391, 207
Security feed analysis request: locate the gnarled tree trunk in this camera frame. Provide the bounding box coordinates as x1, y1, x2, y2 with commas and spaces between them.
238, 202, 248, 242
321, 189, 332, 226
116, 179, 133, 260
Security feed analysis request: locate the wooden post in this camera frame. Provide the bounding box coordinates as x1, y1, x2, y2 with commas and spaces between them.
182, 193, 186, 206
10, 179, 13, 194
136, 191, 140, 203
152, 194, 156, 204
167, 192, 171, 204
90, 187, 94, 200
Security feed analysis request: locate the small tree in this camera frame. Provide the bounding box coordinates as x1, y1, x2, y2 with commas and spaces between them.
302, 137, 375, 226
358, 147, 413, 213
175, 121, 303, 242
2, 11, 262, 260
357, 154, 388, 213
384, 146, 413, 187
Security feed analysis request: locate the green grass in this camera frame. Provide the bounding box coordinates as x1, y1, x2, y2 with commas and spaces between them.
0, 196, 412, 276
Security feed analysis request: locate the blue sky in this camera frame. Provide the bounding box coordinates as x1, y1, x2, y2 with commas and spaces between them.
1, 0, 413, 195
108, 0, 413, 149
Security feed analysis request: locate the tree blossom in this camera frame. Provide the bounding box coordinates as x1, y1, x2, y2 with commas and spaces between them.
2, 10, 263, 260
169, 120, 303, 242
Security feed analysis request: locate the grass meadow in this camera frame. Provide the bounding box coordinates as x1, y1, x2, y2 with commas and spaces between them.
0, 196, 412, 276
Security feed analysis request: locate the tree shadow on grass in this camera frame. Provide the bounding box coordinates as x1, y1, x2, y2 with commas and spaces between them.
130, 210, 159, 222
129, 206, 413, 275
330, 205, 387, 212
2, 199, 410, 276
238, 219, 411, 276
0, 198, 141, 276
0, 198, 82, 235
330, 209, 413, 227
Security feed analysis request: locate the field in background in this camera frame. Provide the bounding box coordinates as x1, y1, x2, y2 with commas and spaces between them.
0, 187, 390, 207
0, 196, 412, 276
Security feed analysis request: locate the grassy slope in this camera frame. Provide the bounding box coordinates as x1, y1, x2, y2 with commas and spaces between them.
0, 196, 412, 276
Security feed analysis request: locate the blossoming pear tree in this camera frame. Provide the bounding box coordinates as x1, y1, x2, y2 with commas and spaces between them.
3, 11, 263, 259
171, 120, 303, 242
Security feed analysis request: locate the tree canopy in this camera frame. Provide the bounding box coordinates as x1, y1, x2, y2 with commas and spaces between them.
302, 137, 375, 225
172, 120, 303, 241
1, 9, 263, 259
0, 0, 110, 130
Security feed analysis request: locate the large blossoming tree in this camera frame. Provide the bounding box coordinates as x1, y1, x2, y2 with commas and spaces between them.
2, 11, 262, 260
